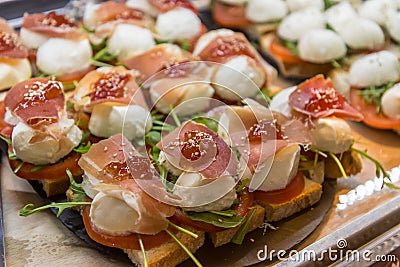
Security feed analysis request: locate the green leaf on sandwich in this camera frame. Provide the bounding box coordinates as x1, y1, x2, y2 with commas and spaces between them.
185, 210, 244, 228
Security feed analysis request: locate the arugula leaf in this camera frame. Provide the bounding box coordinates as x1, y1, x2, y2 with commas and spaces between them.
282, 39, 299, 56
192, 117, 218, 133
66, 169, 87, 202
0, 134, 11, 145
93, 47, 118, 62
165, 229, 203, 267
232, 207, 257, 245
8, 150, 17, 160
20, 201, 91, 217
356, 82, 394, 114
210, 209, 237, 217
324, 0, 337, 9
168, 221, 198, 238
145, 131, 161, 147
177, 39, 191, 51
13, 161, 24, 174
328, 152, 348, 179
73, 141, 92, 154
236, 179, 249, 194
30, 164, 47, 173
66, 100, 75, 111
185, 211, 244, 228
79, 23, 95, 33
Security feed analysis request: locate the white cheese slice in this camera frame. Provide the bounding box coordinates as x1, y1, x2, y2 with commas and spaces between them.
88, 103, 152, 140
107, 24, 155, 59
0, 58, 31, 91
381, 83, 400, 119
155, 8, 201, 40
269, 86, 296, 117
349, 51, 400, 87
286, 0, 324, 12
245, 0, 288, 23
19, 28, 48, 49
311, 117, 353, 154
36, 38, 92, 75
126, 0, 159, 17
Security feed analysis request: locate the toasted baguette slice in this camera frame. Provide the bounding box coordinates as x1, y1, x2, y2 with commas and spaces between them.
324, 150, 362, 179
209, 205, 265, 247
39, 177, 71, 197
256, 178, 322, 222
259, 33, 334, 79
123, 226, 205, 267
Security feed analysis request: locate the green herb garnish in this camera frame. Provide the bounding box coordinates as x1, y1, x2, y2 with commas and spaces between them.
145, 131, 161, 147
13, 161, 24, 174
93, 47, 118, 62
0, 135, 11, 145
282, 40, 299, 56
137, 233, 149, 267
30, 165, 47, 173
66, 169, 87, 201
328, 152, 348, 179
236, 178, 249, 194
8, 150, 17, 160
185, 211, 243, 228
73, 141, 92, 154
165, 229, 203, 267
192, 117, 218, 133
356, 82, 394, 114
324, 0, 337, 9
169, 105, 181, 126
232, 207, 257, 245
209, 209, 237, 217
20, 201, 91, 217
168, 221, 199, 238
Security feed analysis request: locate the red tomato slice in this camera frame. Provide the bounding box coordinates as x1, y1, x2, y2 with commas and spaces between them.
212, 1, 251, 28
269, 37, 304, 63
349, 88, 400, 129
82, 206, 173, 250
254, 172, 305, 204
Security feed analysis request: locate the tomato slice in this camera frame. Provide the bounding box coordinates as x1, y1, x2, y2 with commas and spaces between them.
269, 37, 304, 64
172, 187, 254, 232
254, 172, 305, 204
212, 1, 251, 28
82, 206, 173, 250
8, 150, 83, 180
349, 88, 400, 129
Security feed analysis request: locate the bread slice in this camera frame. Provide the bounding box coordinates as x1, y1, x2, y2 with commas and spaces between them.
40, 177, 72, 197
324, 150, 362, 179
259, 33, 334, 79
209, 205, 265, 247
256, 178, 322, 222
123, 226, 205, 267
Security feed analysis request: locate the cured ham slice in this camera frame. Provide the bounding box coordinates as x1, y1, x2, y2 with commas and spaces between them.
0, 31, 28, 58
148, 0, 198, 14
157, 121, 239, 179
4, 78, 64, 127
289, 75, 364, 121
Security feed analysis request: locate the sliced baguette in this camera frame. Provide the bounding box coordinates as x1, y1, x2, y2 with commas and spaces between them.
39, 177, 72, 197
209, 205, 265, 247
256, 178, 322, 222
123, 226, 205, 267
259, 33, 334, 79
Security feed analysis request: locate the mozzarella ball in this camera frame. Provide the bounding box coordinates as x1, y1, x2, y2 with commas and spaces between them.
245, 0, 288, 23
335, 18, 384, 49
107, 24, 155, 59
311, 117, 353, 154
269, 86, 296, 117
89, 103, 152, 139
126, 0, 159, 17
325, 1, 358, 31
12, 115, 82, 165
286, 0, 324, 12
252, 144, 300, 192
82, 2, 100, 30
36, 38, 92, 75
385, 10, 400, 43
19, 28, 48, 49
349, 51, 400, 87
297, 29, 347, 63
193, 28, 234, 55
358, 0, 397, 25
0, 58, 31, 91
156, 8, 201, 40
173, 172, 237, 211
381, 83, 400, 119
212, 55, 265, 101
277, 7, 326, 41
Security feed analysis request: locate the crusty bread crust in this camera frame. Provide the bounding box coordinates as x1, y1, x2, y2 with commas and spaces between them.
209, 205, 265, 247
256, 178, 322, 222
259, 33, 334, 79
123, 226, 205, 267
324, 150, 362, 179
40, 177, 71, 197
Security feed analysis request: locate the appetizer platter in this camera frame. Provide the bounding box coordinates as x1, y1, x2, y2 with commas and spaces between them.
0, 0, 400, 266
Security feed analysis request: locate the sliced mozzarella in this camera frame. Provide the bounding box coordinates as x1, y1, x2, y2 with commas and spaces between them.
245, 0, 288, 23
82, 2, 100, 30
252, 144, 300, 192
211, 55, 265, 101
36, 38, 92, 75
349, 51, 400, 87
311, 117, 353, 154
329, 69, 351, 99
297, 29, 347, 64
107, 24, 155, 59
325, 1, 358, 31
0, 58, 31, 91
155, 8, 201, 40
286, 0, 324, 12
172, 172, 237, 211
19, 28, 48, 49
81, 173, 101, 199
126, 0, 159, 17
88, 103, 152, 140
381, 83, 400, 119
150, 82, 215, 115
193, 28, 234, 55
358, 0, 396, 25
385, 10, 400, 43
12, 114, 82, 165
269, 86, 296, 117
277, 7, 326, 41
90, 190, 140, 235
335, 17, 384, 50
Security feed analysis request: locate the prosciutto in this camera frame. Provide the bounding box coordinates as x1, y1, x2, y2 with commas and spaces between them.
289, 75, 364, 121
4, 78, 64, 127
